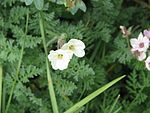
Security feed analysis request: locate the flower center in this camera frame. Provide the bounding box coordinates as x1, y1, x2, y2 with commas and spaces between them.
69, 45, 75, 51
139, 42, 144, 48
57, 54, 63, 59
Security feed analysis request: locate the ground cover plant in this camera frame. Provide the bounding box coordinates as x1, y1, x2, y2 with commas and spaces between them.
0, 0, 150, 113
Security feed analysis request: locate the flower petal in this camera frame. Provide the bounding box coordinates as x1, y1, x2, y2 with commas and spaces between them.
55, 59, 70, 70
144, 30, 150, 38
145, 56, 150, 70
48, 50, 56, 61
138, 52, 146, 61
130, 38, 138, 48
69, 39, 85, 49
138, 32, 144, 40
48, 49, 71, 70
74, 49, 85, 57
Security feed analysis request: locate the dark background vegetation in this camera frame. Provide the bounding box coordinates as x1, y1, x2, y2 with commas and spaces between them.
0, 0, 150, 113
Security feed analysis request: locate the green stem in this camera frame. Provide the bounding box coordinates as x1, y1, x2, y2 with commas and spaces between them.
4, 80, 17, 113
2, 82, 5, 113
4, 43, 24, 113
126, 37, 130, 49
39, 12, 59, 113
46, 37, 58, 47
4, 13, 29, 113
0, 65, 2, 113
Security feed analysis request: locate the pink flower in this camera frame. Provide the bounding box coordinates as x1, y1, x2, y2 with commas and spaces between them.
144, 30, 150, 40
131, 49, 146, 61
130, 32, 149, 52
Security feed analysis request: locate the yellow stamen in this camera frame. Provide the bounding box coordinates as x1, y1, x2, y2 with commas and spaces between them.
57, 54, 63, 59
69, 45, 75, 50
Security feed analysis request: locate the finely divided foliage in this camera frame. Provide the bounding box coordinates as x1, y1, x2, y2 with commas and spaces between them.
1, 0, 150, 113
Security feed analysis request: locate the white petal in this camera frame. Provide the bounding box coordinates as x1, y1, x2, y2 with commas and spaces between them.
55, 59, 70, 70
137, 52, 146, 61
51, 61, 58, 70
138, 32, 144, 40
61, 43, 69, 50
48, 50, 56, 61
145, 56, 150, 70
66, 50, 73, 59
74, 49, 85, 57
143, 36, 149, 47
48, 49, 71, 70
69, 39, 85, 49
130, 38, 138, 48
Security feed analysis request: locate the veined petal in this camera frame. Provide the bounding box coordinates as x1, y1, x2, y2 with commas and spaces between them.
130, 38, 138, 48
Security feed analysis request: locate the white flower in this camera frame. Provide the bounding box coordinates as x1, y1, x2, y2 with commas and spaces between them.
61, 39, 85, 58
48, 49, 71, 70
131, 49, 146, 61
130, 32, 149, 52
145, 56, 150, 70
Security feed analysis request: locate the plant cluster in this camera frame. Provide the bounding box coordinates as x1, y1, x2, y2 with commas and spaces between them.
0, 0, 150, 113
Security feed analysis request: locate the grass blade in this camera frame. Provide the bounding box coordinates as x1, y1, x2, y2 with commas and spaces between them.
0, 65, 2, 113
64, 75, 126, 113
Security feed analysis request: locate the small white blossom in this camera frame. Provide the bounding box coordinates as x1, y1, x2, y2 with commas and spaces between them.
48, 49, 71, 70
130, 32, 149, 52
145, 56, 150, 70
61, 39, 85, 58
131, 49, 146, 61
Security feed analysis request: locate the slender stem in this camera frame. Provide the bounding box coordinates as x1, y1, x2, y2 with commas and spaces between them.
4, 80, 17, 113
133, 0, 150, 9
4, 13, 29, 113
0, 65, 2, 113
126, 38, 130, 49
106, 63, 116, 73
46, 37, 58, 47
39, 12, 59, 113
2, 82, 5, 113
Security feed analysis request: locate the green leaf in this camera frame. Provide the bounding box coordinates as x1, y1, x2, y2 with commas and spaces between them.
64, 75, 126, 113
109, 95, 121, 113
34, 0, 44, 10
25, 0, 33, 5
